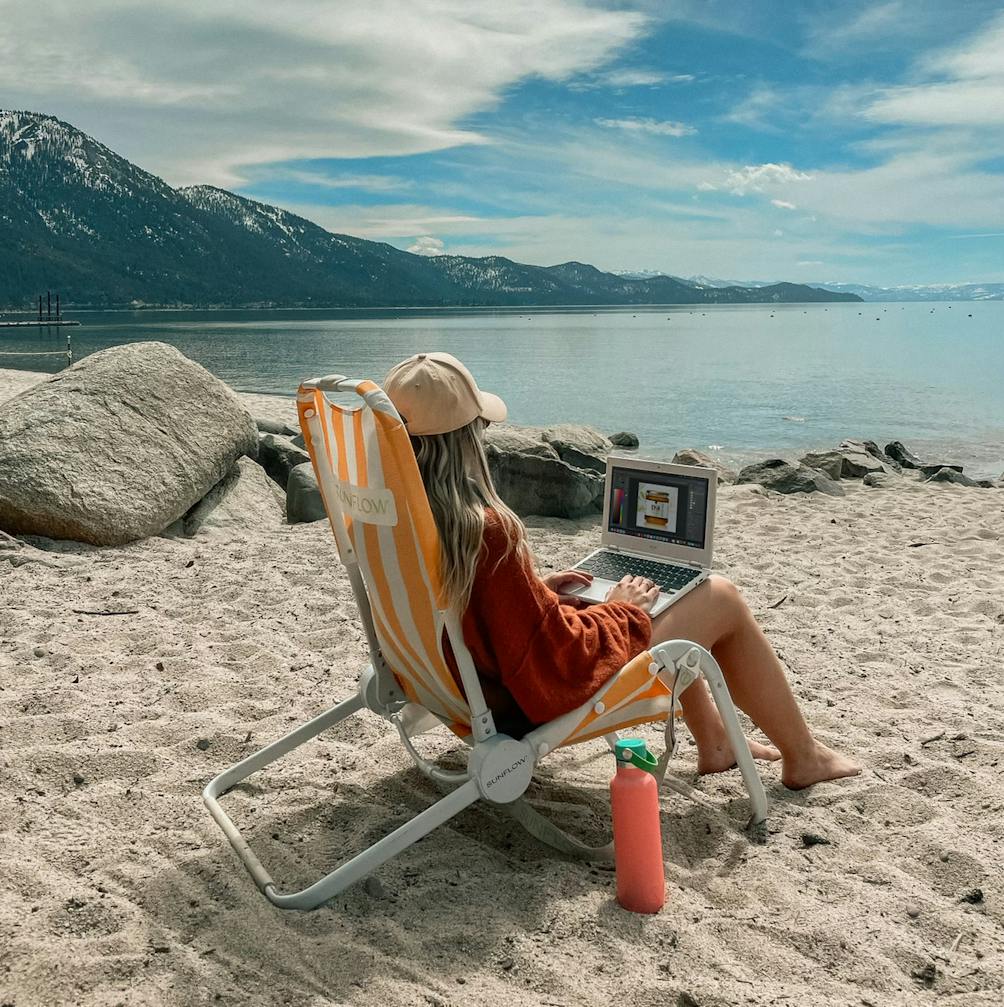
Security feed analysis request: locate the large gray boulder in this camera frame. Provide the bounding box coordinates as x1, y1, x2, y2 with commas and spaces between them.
483, 423, 608, 517
486, 448, 603, 518
0, 342, 257, 545
672, 448, 737, 484
736, 459, 845, 496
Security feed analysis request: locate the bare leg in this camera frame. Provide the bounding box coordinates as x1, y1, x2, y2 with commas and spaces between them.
651, 575, 860, 789
679, 678, 781, 774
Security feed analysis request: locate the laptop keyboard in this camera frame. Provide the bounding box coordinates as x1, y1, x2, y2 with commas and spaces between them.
573, 551, 702, 594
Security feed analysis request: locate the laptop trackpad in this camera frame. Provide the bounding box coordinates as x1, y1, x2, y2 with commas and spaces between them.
559, 578, 615, 604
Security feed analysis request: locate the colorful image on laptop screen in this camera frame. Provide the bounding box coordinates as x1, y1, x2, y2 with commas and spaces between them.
607, 466, 710, 549
635, 482, 679, 533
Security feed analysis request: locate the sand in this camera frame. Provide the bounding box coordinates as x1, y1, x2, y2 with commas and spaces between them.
1, 368, 1002, 1006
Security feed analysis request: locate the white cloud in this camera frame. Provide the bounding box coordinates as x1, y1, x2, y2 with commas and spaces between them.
862, 11, 1004, 126
283, 202, 484, 239
595, 69, 667, 87
726, 163, 813, 195
0, 0, 647, 185
572, 68, 693, 91
771, 199, 797, 209
594, 117, 696, 136
254, 168, 415, 192
864, 81, 1004, 127
407, 236, 445, 256
723, 84, 782, 129
784, 150, 1004, 229
925, 10, 1004, 78
697, 181, 718, 191
804, 1, 909, 55
797, 260, 825, 267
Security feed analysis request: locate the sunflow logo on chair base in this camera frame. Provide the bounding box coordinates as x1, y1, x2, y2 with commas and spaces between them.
472, 737, 535, 803
334, 480, 398, 526
486, 754, 529, 790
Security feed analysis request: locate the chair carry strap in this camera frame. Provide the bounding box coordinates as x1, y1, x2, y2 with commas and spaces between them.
500, 798, 615, 862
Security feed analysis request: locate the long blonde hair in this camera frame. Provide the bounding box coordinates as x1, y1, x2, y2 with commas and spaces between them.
411, 419, 530, 611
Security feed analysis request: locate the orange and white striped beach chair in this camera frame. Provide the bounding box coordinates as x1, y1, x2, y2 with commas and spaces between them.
203, 374, 768, 910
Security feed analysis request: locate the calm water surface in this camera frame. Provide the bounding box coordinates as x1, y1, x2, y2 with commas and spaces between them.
2, 302, 1002, 477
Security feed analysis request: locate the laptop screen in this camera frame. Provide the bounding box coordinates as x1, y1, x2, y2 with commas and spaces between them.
606, 465, 710, 550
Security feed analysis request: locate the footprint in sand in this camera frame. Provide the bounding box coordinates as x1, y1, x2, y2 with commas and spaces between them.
915, 844, 988, 899
851, 784, 939, 828
49, 897, 125, 938
899, 764, 974, 800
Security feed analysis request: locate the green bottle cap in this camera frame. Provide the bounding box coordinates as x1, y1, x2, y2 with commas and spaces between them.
614, 738, 658, 774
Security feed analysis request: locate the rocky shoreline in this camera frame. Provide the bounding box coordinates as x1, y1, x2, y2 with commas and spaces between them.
1, 345, 999, 549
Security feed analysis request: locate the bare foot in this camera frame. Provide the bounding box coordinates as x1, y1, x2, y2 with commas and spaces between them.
781, 743, 861, 790
697, 738, 781, 775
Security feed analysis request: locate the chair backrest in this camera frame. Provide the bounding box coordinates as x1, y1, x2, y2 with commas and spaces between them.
297, 377, 481, 731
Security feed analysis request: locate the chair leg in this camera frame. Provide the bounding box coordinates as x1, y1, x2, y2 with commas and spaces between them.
650, 640, 769, 831
267, 779, 481, 909
698, 653, 769, 828
203, 692, 481, 909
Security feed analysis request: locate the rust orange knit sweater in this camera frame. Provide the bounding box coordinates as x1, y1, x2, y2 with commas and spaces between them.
447, 509, 653, 727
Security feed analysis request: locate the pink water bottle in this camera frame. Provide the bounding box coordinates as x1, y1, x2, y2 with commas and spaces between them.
610, 738, 665, 913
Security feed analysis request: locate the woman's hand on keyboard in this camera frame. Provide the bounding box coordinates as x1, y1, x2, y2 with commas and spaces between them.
605, 575, 659, 612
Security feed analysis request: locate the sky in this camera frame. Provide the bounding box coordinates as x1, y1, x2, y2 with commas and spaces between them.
2, 0, 1003, 285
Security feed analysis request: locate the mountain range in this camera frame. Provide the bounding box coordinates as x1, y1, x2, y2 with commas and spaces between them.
668, 275, 1004, 302
0, 110, 862, 310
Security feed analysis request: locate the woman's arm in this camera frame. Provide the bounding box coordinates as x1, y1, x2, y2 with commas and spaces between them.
474, 537, 653, 723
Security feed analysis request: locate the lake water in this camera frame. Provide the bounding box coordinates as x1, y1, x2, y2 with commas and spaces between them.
2, 302, 1002, 478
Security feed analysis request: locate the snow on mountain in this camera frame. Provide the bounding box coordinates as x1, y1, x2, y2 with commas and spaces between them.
1, 109, 171, 203
813, 281, 1004, 302
0, 110, 864, 308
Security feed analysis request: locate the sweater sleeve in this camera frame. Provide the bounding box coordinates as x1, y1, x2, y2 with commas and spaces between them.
467, 516, 652, 724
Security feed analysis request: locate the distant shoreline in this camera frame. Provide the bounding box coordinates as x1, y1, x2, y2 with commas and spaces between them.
4, 298, 997, 315
1, 299, 868, 315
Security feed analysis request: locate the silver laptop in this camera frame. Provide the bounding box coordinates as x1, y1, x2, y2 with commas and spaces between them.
560, 456, 717, 618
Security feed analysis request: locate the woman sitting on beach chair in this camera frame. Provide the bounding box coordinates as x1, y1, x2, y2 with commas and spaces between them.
384, 352, 860, 790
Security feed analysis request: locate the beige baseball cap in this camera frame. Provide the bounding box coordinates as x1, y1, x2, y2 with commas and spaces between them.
383, 352, 507, 435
